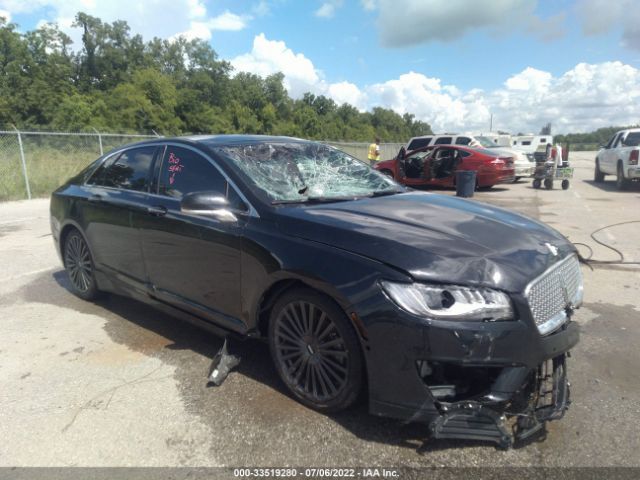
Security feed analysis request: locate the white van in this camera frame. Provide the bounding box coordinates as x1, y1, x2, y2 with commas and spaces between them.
406, 134, 535, 179
511, 135, 553, 162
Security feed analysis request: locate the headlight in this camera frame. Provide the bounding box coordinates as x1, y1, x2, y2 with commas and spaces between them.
380, 281, 513, 321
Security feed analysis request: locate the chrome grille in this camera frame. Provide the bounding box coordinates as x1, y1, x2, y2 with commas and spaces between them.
525, 255, 583, 335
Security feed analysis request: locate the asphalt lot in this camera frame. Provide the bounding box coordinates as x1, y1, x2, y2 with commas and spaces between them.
1, 151, 639, 468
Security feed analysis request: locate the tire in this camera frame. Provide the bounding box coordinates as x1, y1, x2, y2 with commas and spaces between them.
268, 288, 363, 412
63, 229, 99, 300
561, 179, 570, 190
594, 159, 605, 183
544, 178, 553, 190
616, 163, 630, 191
512, 177, 521, 183
532, 179, 541, 189
477, 184, 494, 191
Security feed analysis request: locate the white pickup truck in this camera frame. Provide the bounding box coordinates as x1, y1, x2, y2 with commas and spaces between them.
594, 128, 640, 190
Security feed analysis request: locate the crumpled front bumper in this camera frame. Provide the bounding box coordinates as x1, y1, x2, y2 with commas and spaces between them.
359, 291, 579, 448
430, 354, 570, 448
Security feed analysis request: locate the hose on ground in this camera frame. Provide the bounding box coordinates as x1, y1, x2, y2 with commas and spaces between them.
572, 220, 640, 267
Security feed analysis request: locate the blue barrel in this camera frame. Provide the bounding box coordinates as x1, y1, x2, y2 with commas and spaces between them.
455, 170, 476, 198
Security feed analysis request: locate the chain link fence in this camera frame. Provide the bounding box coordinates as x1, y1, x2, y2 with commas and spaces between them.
0, 130, 158, 201
0, 131, 405, 202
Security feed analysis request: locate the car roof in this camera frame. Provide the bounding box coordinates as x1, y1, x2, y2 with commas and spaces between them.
119, 134, 315, 150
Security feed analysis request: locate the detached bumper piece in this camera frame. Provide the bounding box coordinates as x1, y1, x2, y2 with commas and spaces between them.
428, 354, 570, 449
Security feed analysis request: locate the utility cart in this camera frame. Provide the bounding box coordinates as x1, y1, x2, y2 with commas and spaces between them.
532, 160, 573, 190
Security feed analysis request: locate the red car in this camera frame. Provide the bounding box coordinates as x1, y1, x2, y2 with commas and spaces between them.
374, 145, 515, 189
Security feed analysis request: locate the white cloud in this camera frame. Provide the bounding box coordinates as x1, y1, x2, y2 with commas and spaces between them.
366, 72, 474, 131
328, 81, 368, 110
577, 0, 640, 50
230, 34, 368, 110
230, 36, 640, 134
504, 67, 552, 91
361, 62, 640, 134
360, 0, 377, 11
231, 33, 322, 98
0, 0, 247, 45
314, 0, 343, 19
172, 11, 249, 41
207, 11, 248, 31
0, 8, 11, 22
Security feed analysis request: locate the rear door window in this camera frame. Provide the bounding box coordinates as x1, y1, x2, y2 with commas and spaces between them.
434, 137, 452, 145
455, 137, 471, 145
90, 146, 156, 191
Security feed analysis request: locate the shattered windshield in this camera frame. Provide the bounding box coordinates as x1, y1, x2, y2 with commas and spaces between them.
216, 142, 402, 203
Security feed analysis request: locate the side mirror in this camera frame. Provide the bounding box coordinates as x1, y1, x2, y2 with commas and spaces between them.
180, 191, 237, 222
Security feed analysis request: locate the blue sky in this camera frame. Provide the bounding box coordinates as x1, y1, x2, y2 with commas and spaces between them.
2, 0, 639, 134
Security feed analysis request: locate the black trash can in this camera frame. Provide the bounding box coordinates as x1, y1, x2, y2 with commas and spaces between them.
455, 170, 476, 198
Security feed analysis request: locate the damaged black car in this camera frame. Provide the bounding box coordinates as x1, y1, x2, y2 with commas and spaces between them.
50, 135, 582, 448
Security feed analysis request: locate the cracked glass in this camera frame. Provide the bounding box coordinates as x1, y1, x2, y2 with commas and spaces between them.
216, 142, 402, 203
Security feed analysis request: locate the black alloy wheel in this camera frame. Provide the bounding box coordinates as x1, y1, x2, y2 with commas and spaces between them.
269, 289, 363, 412
64, 230, 99, 300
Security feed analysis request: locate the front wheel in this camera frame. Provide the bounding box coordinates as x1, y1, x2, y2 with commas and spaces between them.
532, 178, 541, 189
544, 178, 553, 189
63, 229, 99, 300
269, 288, 363, 412
561, 179, 570, 190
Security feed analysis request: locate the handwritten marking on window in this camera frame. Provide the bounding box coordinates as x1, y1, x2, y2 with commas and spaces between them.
168, 152, 184, 185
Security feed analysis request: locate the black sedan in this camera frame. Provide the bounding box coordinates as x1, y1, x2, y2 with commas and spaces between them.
50, 135, 582, 447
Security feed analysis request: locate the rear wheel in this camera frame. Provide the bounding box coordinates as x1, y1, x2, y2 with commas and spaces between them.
561, 179, 570, 190
532, 179, 541, 189
594, 159, 605, 183
616, 163, 630, 190
268, 288, 363, 412
544, 178, 553, 190
63, 230, 99, 300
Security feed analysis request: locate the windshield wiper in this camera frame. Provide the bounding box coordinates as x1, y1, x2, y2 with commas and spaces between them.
368, 189, 406, 197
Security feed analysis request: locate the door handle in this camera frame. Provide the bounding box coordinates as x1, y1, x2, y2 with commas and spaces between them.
147, 205, 168, 217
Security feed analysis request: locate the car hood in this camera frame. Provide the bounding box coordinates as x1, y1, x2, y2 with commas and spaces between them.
276, 192, 575, 293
